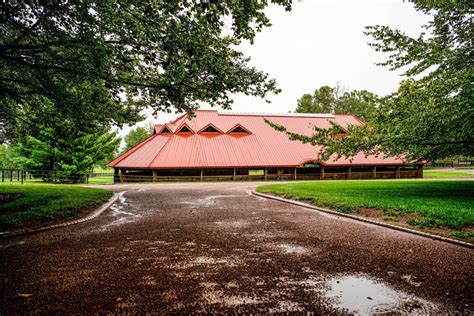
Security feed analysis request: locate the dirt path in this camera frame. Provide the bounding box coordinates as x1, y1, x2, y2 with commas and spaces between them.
0, 182, 472, 313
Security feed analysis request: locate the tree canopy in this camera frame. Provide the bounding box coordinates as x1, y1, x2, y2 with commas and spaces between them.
0, 1, 292, 181
1, 1, 291, 140
123, 124, 154, 153
4, 128, 120, 182
295, 85, 378, 122
276, 1, 473, 161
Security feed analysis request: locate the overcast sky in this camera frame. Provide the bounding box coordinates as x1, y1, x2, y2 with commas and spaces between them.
119, 0, 429, 138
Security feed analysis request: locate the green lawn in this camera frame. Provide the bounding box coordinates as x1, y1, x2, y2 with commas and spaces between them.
256, 180, 474, 229
0, 183, 113, 230
424, 171, 471, 178
93, 166, 114, 173
88, 176, 114, 184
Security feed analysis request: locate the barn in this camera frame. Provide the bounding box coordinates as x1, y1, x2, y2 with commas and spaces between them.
108, 110, 423, 182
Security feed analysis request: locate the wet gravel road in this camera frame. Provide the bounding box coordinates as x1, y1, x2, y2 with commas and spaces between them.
0, 182, 472, 313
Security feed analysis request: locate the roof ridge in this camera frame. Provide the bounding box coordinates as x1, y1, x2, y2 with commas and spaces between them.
218, 111, 334, 118
147, 134, 173, 168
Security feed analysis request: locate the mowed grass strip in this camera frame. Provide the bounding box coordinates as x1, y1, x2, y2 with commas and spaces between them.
88, 176, 114, 184
424, 171, 471, 178
0, 183, 113, 230
256, 180, 474, 229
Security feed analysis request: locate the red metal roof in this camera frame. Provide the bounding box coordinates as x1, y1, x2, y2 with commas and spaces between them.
108, 110, 405, 169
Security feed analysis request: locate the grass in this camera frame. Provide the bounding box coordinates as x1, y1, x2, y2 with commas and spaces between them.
88, 176, 114, 184
93, 166, 114, 173
256, 180, 474, 229
450, 230, 474, 239
0, 183, 113, 230
424, 171, 471, 178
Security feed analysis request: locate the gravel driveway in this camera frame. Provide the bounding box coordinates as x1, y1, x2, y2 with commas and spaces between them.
0, 182, 472, 313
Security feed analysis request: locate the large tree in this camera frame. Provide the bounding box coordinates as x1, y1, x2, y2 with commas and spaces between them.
295, 86, 339, 114
275, 1, 473, 161
7, 128, 120, 182
295, 85, 378, 122
1, 1, 291, 140
123, 124, 154, 153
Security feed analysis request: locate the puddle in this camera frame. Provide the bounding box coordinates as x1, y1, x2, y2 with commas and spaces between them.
193, 256, 241, 266
215, 220, 250, 229
324, 275, 437, 315
276, 243, 308, 254
110, 191, 134, 216
102, 190, 142, 227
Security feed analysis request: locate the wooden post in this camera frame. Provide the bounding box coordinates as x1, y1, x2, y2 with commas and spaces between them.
277, 168, 283, 180
264, 168, 268, 181
1, 169, 4, 182
114, 168, 119, 183
233, 168, 236, 181
152, 170, 157, 182
395, 166, 401, 179
10, 169, 13, 182
320, 166, 325, 180
119, 169, 125, 183
200, 169, 204, 181
416, 164, 424, 178
371, 166, 377, 179
294, 167, 297, 180
347, 166, 352, 180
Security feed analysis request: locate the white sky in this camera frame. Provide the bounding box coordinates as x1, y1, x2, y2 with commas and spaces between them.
119, 0, 429, 139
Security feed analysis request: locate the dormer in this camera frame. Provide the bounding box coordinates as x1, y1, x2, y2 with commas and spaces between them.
198, 123, 224, 134
156, 125, 172, 135
227, 124, 251, 134
334, 127, 348, 138
176, 123, 194, 134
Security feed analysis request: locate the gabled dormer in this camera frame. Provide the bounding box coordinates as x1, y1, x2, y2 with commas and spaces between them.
176, 123, 194, 134
156, 125, 172, 135
198, 123, 224, 134
334, 127, 348, 138
227, 124, 251, 135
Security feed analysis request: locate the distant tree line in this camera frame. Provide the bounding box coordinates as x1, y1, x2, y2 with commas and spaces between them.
295, 84, 378, 122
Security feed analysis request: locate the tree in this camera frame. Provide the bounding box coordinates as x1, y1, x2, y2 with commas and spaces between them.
123, 124, 154, 153
334, 90, 378, 122
1, 1, 291, 140
0, 145, 10, 168
295, 86, 338, 114
8, 128, 120, 182
278, 1, 473, 161
295, 85, 378, 122
296, 93, 320, 113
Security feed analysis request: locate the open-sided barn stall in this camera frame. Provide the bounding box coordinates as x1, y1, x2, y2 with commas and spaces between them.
108, 110, 422, 183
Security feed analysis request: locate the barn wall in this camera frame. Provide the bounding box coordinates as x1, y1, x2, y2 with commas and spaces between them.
114, 165, 422, 183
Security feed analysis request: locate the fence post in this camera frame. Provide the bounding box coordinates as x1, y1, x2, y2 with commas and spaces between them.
1, 169, 3, 182
21, 170, 24, 184
10, 169, 13, 182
